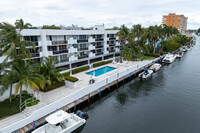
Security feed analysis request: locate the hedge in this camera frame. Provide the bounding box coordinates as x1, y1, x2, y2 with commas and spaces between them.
43, 81, 65, 92
93, 60, 112, 68
72, 66, 89, 74
62, 71, 70, 76
144, 53, 160, 57
65, 76, 79, 83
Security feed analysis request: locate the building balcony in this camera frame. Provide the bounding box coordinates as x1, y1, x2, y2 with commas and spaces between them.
95, 38, 104, 41
109, 43, 115, 46
69, 47, 78, 53
109, 50, 115, 53
89, 45, 95, 50
52, 49, 68, 55
115, 48, 120, 52
88, 37, 95, 42
68, 38, 77, 44
52, 40, 68, 45
30, 52, 40, 57
78, 47, 88, 51
116, 42, 120, 46
78, 54, 88, 59
77, 39, 88, 43
96, 45, 104, 48
95, 52, 103, 56
109, 37, 116, 40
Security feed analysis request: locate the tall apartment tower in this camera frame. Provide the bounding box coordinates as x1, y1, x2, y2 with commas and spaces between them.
162, 13, 188, 34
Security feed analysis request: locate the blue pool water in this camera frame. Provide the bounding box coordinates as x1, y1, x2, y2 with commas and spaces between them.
86, 66, 116, 76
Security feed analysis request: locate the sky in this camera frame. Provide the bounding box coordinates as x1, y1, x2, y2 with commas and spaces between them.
0, 0, 200, 29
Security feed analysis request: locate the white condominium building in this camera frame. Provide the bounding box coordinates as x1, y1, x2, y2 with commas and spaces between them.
0, 25, 121, 70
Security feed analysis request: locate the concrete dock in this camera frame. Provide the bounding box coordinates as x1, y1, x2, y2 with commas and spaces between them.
0, 58, 161, 133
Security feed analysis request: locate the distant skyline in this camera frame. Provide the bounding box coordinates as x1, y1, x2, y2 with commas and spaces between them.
0, 0, 200, 29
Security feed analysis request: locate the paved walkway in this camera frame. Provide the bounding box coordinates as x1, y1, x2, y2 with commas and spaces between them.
0, 60, 151, 129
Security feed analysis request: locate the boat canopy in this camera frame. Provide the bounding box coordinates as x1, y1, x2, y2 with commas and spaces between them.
144, 68, 149, 71
45, 110, 71, 125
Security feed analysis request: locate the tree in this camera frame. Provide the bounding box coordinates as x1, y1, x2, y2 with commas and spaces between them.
0, 69, 18, 102
146, 25, 160, 53
42, 25, 61, 29
12, 57, 45, 110
15, 19, 32, 31
36, 57, 64, 91
117, 25, 130, 48
0, 22, 35, 63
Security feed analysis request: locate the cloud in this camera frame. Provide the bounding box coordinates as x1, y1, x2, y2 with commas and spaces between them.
0, 0, 199, 29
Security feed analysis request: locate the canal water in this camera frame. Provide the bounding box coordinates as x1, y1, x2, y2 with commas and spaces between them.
81, 37, 200, 133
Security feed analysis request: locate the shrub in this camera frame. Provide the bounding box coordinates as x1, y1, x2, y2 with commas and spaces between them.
65, 76, 78, 83
93, 60, 112, 68
43, 81, 65, 92
62, 71, 70, 76
26, 98, 39, 107
72, 66, 89, 74
144, 53, 160, 57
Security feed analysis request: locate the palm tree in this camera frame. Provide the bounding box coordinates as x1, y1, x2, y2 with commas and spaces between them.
13, 57, 45, 110
117, 25, 130, 62
146, 25, 160, 53
0, 22, 35, 63
15, 19, 32, 31
117, 25, 130, 48
0, 69, 18, 102
37, 57, 64, 91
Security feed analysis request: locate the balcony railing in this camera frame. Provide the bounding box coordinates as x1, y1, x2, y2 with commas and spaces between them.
96, 45, 103, 48
95, 38, 104, 41
109, 50, 115, 53
78, 47, 88, 51
52, 49, 68, 54
109, 43, 115, 46
31, 52, 40, 57
109, 37, 116, 40
53, 58, 69, 64
77, 39, 88, 43
52, 40, 68, 45
78, 55, 88, 59
96, 52, 103, 56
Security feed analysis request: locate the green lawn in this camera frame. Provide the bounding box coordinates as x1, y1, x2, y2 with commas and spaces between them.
138, 54, 157, 60
0, 91, 33, 119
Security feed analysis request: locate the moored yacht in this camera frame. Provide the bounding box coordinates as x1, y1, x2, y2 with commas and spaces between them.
150, 63, 162, 72
32, 110, 86, 133
179, 46, 187, 52
138, 68, 153, 80
176, 52, 184, 58
162, 54, 176, 64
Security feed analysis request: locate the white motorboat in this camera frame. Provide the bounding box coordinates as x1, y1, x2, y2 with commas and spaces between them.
179, 46, 187, 52
138, 68, 153, 80
187, 46, 192, 51
150, 63, 162, 72
32, 110, 86, 133
162, 54, 176, 64
176, 52, 184, 58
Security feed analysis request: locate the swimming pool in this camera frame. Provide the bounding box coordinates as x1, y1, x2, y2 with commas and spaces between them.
86, 66, 116, 77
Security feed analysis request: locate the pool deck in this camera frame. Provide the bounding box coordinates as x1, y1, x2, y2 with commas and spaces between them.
0, 60, 153, 132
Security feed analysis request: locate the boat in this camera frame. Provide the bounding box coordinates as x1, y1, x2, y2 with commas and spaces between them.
187, 46, 192, 51
150, 63, 162, 72
162, 54, 176, 64
138, 68, 153, 80
179, 46, 187, 52
176, 52, 184, 58
32, 110, 86, 133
